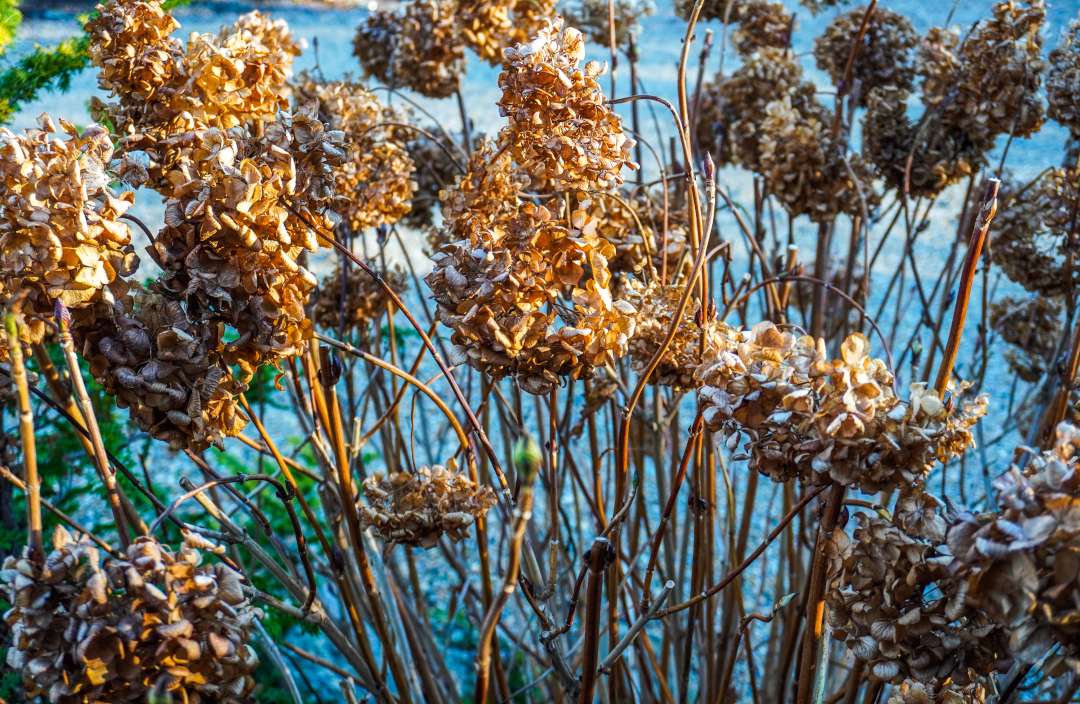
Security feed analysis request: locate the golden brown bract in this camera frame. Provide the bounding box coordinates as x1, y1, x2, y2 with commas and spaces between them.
1, 529, 260, 704
0, 117, 140, 355
426, 198, 636, 395
696, 325, 988, 494
498, 19, 636, 192
359, 463, 498, 549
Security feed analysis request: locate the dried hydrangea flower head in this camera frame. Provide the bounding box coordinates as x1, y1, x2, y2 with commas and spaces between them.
74, 289, 249, 451
1, 527, 260, 704
1047, 19, 1080, 137
886, 680, 988, 704
87, 0, 300, 136
991, 169, 1080, 298
0, 116, 140, 353
499, 18, 637, 192
696, 326, 988, 493
918, 2, 1047, 151
861, 87, 983, 197
585, 190, 689, 280
814, 5, 918, 93
731, 1, 794, 57
758, 95, 879, 221
294, 73, 418, 231
800, 0, 852, 14
426, 197, 637, 395
623, 278, 739, 390
458, 0, 514, 65
828, 496, 1008, 685
392, 0, 466, 99
989, 295, 1062, 383
353, 10, 402, 87
358, 461, 498, 549
673, 0, 732, 23
437, 138, 528, 248
947, 422, 1080, 671
562, 0, 654, 49
149, 104, 346, 381
506, 0, 560, 47
313, 259, 408, 339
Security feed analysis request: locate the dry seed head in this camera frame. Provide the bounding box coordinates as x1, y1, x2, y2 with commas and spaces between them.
0, 117, 140, 354
436, 138, 528, 248
991, 169, 1080, 298
498, 18, 637, 192
313, 259, 409, 338
426, 197, 636, 395
697, 326, 988, 493
800, 0, 853, 14
394, 0, 466, 99
353, 10, 402, 87
458, 0, 514, 65
989, 295, 1062, 383
814, 5, 918, 93
827, 504, 1008, 686
359, 462, 498, 549
1, 528, 260, 704
506, 0, 560, 48
886, 680, 988, 704
918, 3, 1047, 151
623, 278, 739, 390
1047, 19, 1080, 137
861, 87, 983, 197
673, 0, 733, 23
562, 0, 654, 49
947, 423, 1080, 669
731, 1, 794, 57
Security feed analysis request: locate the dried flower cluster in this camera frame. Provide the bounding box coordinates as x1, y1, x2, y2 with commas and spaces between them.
561, 0, 654, 49
731, 1, 793, 57
696, 325, 988, 493
589, 191, 689, 281
1047, 19, 1080, 137
947, 423, 1080, 670
918, 3, 1046, 152
991, 169, 1080, 298
427, 198, 636, 395
352, 10, 401, 87
2, 528, 259, 704
814, 6, 918, 93
827, 495, 1009, 684
0, 116, 139, 354
885, 679, 988, 704
395, 0, 466, 99
673, 0, 732, 23
359, 463, 498, 549
989, 295, 1062, 383
498, 19, 636, 192
406, 126, 468, 230
294, 74, 418, 231
313, 260, 408, 338
437, 139, 528, 247
623, 278, 733, 389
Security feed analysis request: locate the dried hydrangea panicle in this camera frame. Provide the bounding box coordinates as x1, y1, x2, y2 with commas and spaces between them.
506, 0, 559, 47
1, 527, 260, 704
0, 116, 140, 353
731, 1, 794, 57
561, 0, 654, 49
149, 104, 346, 380
294, 73, 418, 231
358, 461, 498, 549
74, 289, 248, 451
696, 327, 988, 493
800, 0, 852, 14
947, 423, 1080, 671
393, 0, 466, 99
673, 0, 732, 23
827, 499, 1009, 685
1048, 19, 1080, 137
989, 295, 1062, 383
458, 0, 514, 65
886, 680, 989, 704
313, 259, 408, 338
861, 88, 983, 197
353, 10, 402, 87
918, 2, 1047, 151
814, 5, 918, 93
426, 198, 636, 395
498, 19, 637, 192
435, 137, 527, 249
758, 95, 879, 221
991, 169, 1080, 298
623, 278, 738, 390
